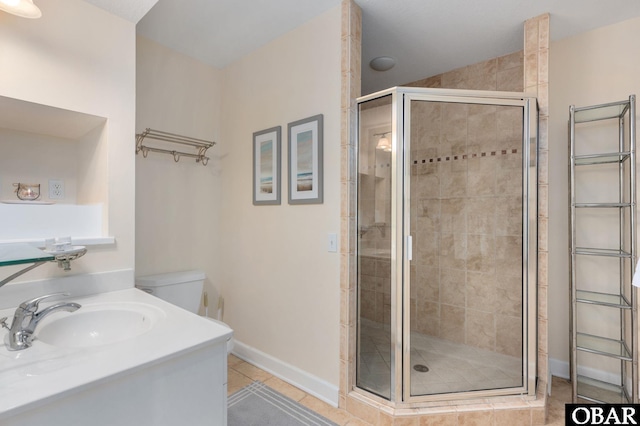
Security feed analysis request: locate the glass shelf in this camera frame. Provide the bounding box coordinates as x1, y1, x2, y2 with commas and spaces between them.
574, 202, 632, 208
0, 243, 54, 267
577, 375, 629, 404
577, 333, 632, 361
576, 290, 631, 309
574, 247, 632, 258
570, 95, 637, 405
573, 152, 630, 166
574, 102, 629, 123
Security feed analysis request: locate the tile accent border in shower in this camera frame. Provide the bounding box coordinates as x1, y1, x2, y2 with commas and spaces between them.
412, 148, 519, 165
362, 149, 521, 172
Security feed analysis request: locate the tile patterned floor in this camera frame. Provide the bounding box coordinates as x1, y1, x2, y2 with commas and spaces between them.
227, 354, 573, 425
228, 355, 367, 425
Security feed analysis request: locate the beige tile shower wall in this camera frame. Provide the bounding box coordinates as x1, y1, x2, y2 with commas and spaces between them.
406, 52, 525, 356
524, 13, 550, 396
359, 254, 391, 323
358, 101, 393, 326
340, 0, 362, 409
409, 106, 524, 356
406, 50, 524, 92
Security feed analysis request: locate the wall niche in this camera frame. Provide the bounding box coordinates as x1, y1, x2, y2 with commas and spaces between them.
0, 96, 112, 245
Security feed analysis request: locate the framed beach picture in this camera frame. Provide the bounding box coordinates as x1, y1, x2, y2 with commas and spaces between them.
288, 114, 323, 205
253, 126, 281, 205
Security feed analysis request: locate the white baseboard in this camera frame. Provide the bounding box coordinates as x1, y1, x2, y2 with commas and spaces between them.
232, 340, 339, 407
549, 357, 620, 384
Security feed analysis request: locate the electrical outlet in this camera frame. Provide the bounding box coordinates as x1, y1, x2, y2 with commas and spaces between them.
49, 179, 65, 199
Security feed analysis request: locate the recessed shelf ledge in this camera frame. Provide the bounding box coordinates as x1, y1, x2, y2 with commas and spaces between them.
0, 237, 115, 247
0, 204, 108, 246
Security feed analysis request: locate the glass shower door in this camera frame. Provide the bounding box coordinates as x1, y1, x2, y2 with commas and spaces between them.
402, 94, 537, 400
356, 94, 394, 399
355, 87, 538, 404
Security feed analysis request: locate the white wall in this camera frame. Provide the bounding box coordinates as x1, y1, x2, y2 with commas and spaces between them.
135, 36, 223, 307
0, 0, 135, 281
0, 129, 78, 202
219, 5, 342, 395
135, 8, 342, 402
548, 16, 640, 376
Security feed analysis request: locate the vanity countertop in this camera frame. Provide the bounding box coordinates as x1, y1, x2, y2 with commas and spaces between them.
0, 288, 232, 418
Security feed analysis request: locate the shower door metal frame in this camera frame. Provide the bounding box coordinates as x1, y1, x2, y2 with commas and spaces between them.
398, 88, 538, 403
355, 87, 539, 406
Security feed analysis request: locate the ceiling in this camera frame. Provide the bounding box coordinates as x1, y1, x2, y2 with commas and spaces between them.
136, 0, 341, 70
84, 0, 640, 94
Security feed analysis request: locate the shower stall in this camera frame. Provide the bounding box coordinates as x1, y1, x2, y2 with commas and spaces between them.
356, 87, 538, 403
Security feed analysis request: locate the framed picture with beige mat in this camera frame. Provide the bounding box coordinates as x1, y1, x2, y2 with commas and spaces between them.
287, 114, 323, 205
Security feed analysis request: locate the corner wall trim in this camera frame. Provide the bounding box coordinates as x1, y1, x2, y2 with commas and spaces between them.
232, 340, 339, 407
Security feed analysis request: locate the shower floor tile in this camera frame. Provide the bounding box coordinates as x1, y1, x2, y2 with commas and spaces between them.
358, 319, 523, 397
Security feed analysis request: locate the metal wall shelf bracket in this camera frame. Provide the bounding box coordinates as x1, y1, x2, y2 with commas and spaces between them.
135, 128, 216, 166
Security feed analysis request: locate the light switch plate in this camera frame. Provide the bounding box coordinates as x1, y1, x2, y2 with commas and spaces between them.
328, 233, 337, 253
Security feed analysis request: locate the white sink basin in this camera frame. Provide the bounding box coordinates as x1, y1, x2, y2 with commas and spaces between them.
36, 302, 163, 348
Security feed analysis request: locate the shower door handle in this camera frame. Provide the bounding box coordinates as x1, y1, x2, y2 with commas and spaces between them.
407, 236, 413, 261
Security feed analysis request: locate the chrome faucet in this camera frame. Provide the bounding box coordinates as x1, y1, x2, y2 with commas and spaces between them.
0, 293, 81, 351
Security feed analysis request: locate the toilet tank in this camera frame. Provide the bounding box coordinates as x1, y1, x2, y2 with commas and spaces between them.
135, 270, 205, 313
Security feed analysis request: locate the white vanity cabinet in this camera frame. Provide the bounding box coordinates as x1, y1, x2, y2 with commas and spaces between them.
0, 289, 231, 426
